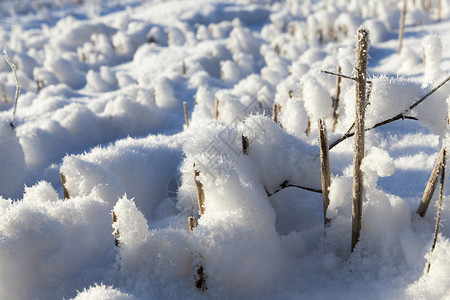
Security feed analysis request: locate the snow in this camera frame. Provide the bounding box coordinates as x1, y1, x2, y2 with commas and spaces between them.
0, 0, 449, 299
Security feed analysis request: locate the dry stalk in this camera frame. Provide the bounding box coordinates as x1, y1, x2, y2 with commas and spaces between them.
417, 147, 446, 217
319, 120, 331, 228
305, 116, 311, 136
427, 148, 447, 273
182, 60, 186, 75
273, 102, 278, 124
242, 134, 249, 155
3, 46, 20, 128
60, 172, 70, 200
332, 66, 342, 131
194, 261, 207, 291
194, 166, 205, 216
322, 70, 357, 82
398, 0, 407, 55
112, 210, 120, 247
266, 181, 322, 197
352, 27, 369, 252
215, 98, 219, 120
112, 210, 121, 270
183, 101, 190, 128
188, 216, 197, 231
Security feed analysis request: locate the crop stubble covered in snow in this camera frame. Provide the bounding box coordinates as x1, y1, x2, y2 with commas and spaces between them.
0, 0, 449, 299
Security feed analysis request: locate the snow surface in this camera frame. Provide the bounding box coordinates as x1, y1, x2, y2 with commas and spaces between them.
0, 0, 449, 299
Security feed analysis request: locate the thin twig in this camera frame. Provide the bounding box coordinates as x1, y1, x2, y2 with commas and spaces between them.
321, 70, 356, 82
266, 181, 322, 197
332, 66, 342, 131
329, 75, 450, 150
417, 147, 445, 217
410, 75, 450, 111
3, 46, 20, 128
344, 122, 356, 136
321, 70, 373, 84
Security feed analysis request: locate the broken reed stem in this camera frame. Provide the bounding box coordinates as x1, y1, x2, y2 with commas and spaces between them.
194, 167, 206, 216
351, 27, 369, 252
3, 46, 20, 129
188, 216, 197, 231
329, 74, 450, 150
417, 147, 446, 217
332, 66, 342, 131
183, 101, 190, 128
112, 210, 120, 247
427, 148, 447, 273
215, 98, 219, 120
182, 61, 186, 75
319, 120, 331, 228
242, 134, 249, 155
60, 172, 70, 199
398, 0, 407, 55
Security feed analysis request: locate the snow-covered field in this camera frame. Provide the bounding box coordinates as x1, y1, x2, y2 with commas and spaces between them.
0, 0, 449, 299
